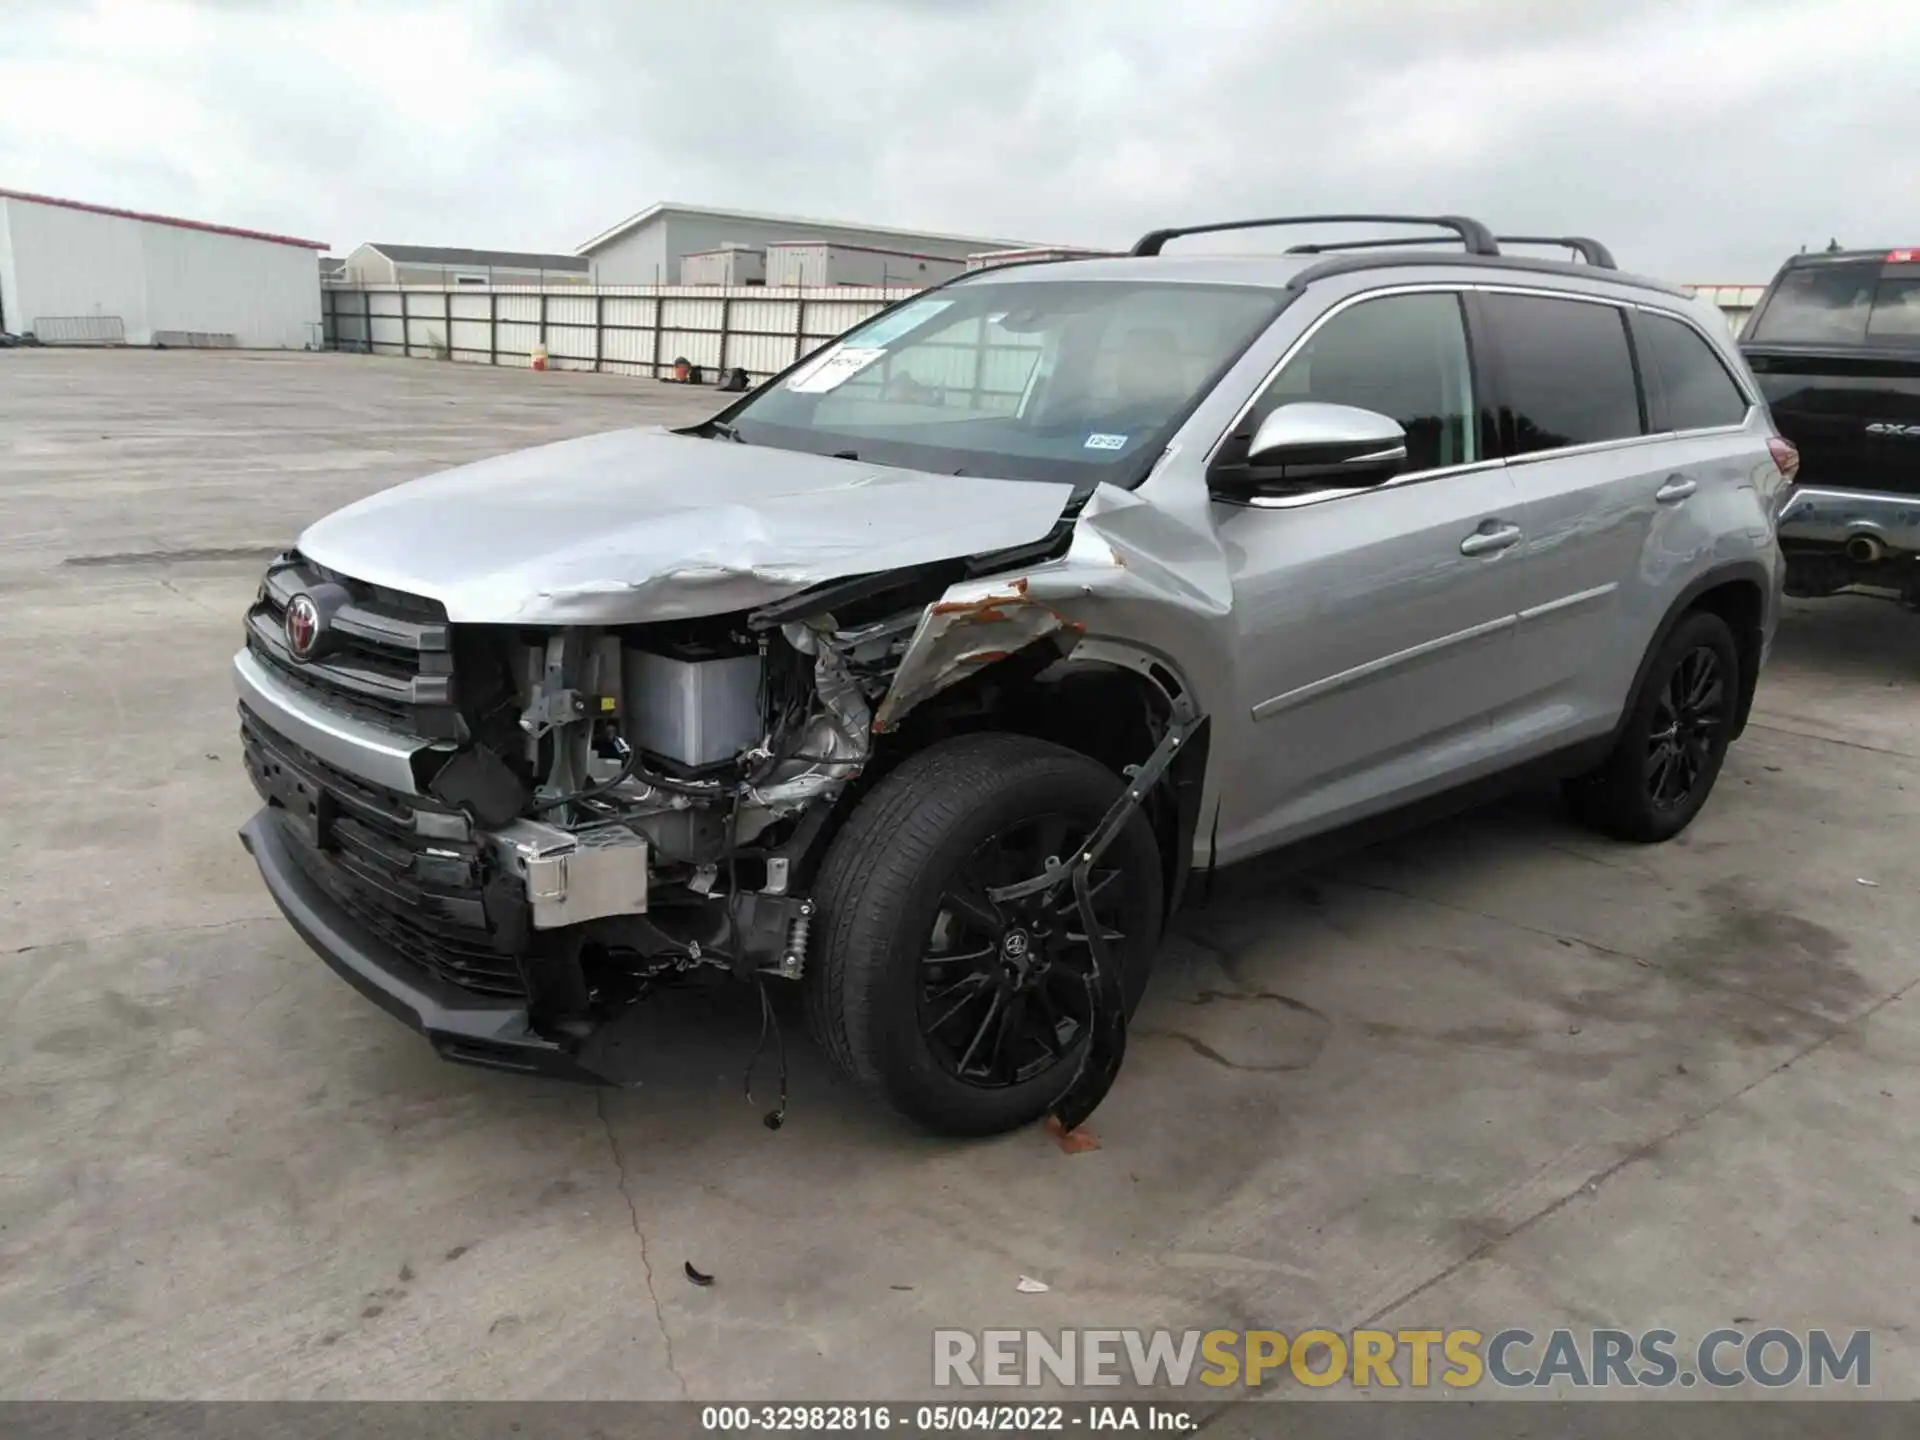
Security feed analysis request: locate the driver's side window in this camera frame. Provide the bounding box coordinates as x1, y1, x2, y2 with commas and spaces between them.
1217, 292, 1484, 481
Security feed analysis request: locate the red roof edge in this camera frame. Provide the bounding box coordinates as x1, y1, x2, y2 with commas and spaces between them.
0, 188, 327, 250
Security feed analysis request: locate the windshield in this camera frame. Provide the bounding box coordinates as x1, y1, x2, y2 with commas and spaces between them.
723, 280, 1285, 485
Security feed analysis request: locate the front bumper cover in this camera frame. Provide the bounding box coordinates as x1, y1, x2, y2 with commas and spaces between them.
240, 808, 611, 1084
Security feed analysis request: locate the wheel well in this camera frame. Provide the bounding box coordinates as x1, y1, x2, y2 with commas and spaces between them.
1685, 578, 1765, 736
839, 651, 1206, 923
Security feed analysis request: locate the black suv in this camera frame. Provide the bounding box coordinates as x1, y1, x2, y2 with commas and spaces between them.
1742, 247, 1920, 602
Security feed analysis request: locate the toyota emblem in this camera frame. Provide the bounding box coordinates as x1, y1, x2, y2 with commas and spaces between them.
285, 593, 321, 661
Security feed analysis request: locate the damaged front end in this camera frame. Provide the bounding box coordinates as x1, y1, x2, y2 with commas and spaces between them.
236, 488, 1214, 1123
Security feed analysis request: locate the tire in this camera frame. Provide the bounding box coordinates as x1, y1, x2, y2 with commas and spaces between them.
1563, 609, 1741, 843
805, 732, 1164, 1136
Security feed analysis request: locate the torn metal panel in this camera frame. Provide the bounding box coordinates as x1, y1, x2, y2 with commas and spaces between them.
867, 482, 1233, 736
869, 576, 1085, 733
295, 427, 1076, 625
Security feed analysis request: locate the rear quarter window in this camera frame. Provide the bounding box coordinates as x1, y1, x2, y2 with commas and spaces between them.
1640, 312, 1750, 430
1481, 293, 1643, 455
1867, 275, 1920, 341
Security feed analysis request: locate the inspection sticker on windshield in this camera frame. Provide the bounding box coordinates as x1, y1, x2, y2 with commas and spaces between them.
787, 346, 887, 393
1084, 432, 1129, 451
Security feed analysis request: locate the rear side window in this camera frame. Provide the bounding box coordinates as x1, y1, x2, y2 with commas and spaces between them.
1639, 312, 1749, 430
1867, 275, 1920, 340
1748, 263, 1877, 344
1481, 293, 1642, 455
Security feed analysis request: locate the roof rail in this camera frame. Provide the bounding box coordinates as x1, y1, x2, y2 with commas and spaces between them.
1284, 231, 1618, 270
1130, 214, 1500, 258
1496, 235, 1617, 269
1285, 235, 1461, 255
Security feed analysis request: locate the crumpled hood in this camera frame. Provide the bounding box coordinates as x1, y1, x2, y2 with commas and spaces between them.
296, 427, 1076, 624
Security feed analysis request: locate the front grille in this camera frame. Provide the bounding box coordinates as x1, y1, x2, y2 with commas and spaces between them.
245, 554, 462, 739
241, 710, 530, 1000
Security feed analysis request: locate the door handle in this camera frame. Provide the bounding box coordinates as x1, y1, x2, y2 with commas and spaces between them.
1655, 475, 1697, 503
1460, 523, 1523, 557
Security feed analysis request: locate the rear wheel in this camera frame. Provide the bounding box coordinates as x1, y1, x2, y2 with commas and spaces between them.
806, 733, 1163, 1135
1563, 609, 1741, 842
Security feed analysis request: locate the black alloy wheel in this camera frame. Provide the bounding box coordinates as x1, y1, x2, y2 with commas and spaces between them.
806, 733, 1164, 1135
918, 814, 1124, 1089
1646, 645, 1725, 811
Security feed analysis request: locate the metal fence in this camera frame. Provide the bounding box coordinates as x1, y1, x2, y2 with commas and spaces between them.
321, 283, 924, 381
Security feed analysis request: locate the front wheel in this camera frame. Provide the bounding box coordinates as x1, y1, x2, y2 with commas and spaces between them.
1563, 609, 1742, 842
805, 733, 1164, 1136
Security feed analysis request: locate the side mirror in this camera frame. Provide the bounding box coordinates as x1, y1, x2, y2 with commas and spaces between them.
1217, 402, 1408, 496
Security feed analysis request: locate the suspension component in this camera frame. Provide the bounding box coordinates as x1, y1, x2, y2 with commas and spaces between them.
779, 901, 815, 980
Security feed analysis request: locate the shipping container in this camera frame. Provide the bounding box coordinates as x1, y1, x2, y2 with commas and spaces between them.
678, 245, 767, 286
765, 241, 966, 288
965, 246, 1121, 271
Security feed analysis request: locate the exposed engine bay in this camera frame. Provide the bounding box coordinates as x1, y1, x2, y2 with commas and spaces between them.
397, 532, 1194, 1095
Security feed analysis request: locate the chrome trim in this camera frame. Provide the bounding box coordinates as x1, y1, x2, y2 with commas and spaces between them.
263, 567, 449, 652
1518, 582, 1618, 622
1505, 432, 1670, 467
246, 608, 451, 709
1207, 280, 1765, 502
1208, 280, 1638, 468
1229, 457, 1509, 510
1778, 487, 1920, 553
1251, 613, 1516, 721
233, 647, 434, 795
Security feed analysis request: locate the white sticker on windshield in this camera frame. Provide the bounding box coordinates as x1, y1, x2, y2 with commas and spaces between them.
786, 346, 887, 394
854, 298, 955, 349
1084, 432, 1129, 451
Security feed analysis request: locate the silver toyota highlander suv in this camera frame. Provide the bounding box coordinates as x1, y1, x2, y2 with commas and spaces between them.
235, 213, 1790, 1135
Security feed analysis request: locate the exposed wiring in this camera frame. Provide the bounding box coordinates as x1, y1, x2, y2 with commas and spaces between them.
743, 978, 789, 1130
530, 734, 638, 814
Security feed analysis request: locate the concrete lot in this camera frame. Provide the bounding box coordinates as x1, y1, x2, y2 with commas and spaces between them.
2, 349, 1917, 1405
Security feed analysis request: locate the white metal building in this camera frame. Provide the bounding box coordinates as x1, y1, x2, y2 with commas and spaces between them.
577, 201, 1031, 286
0, 188, 326, 348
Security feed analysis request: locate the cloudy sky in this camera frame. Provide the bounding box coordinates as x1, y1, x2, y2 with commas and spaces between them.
3, 0, 1915, 281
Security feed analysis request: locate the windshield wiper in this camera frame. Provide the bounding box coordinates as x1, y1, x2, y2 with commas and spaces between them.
709, 420, 747, 443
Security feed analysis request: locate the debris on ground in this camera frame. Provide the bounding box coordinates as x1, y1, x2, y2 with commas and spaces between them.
1045, 1114, 1101, 1154
1016, 1276, 1050, 1294
684, 1261, 714, 1287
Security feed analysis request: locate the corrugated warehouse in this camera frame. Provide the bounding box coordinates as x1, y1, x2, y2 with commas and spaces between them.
0, 189, 326, 348
578, 201, 1030, 286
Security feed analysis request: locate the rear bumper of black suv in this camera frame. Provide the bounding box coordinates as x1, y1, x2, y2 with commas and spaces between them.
240, 808, 609, 1084
1778, 486, 1920, 556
